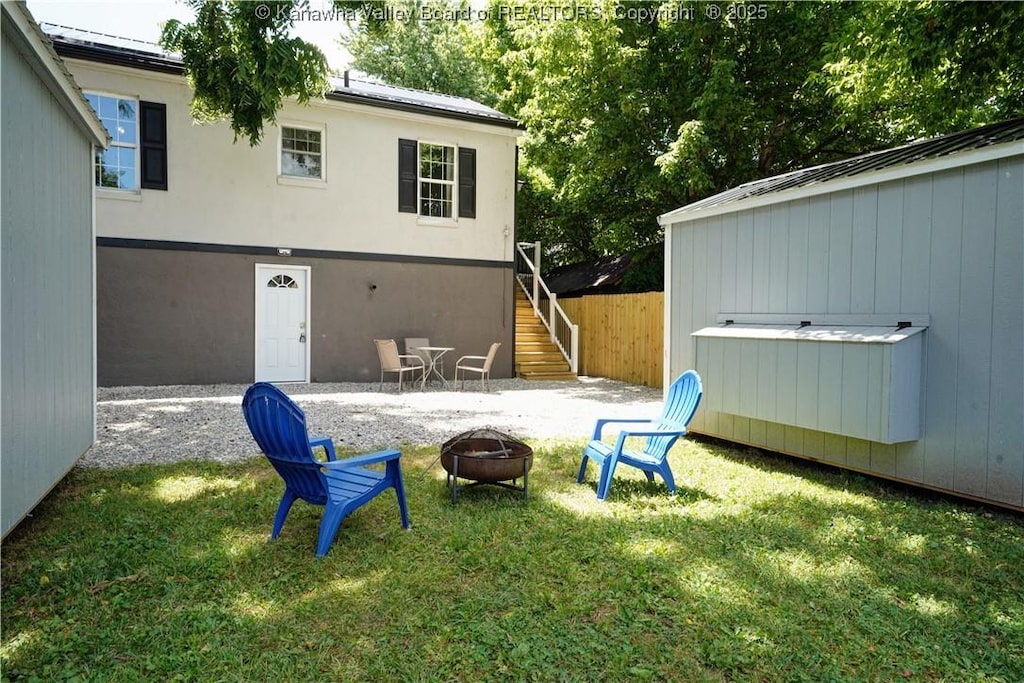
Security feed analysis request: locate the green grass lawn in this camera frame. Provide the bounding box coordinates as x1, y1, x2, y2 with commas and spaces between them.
2, 438, 1022, 682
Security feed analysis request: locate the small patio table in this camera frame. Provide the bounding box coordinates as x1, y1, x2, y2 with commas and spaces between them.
414, 346, 454, 389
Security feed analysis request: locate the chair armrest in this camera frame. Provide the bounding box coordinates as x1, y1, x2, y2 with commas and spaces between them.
309, 436, 337, 461
616, 426, 688, 439
591, 418, 655, 440
398, 354, 424, 367
608, 423, 688, 452
456, 355, 487, 365
321, 448, 402, 470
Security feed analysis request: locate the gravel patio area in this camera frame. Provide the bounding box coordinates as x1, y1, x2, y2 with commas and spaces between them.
86, 377, 664, 469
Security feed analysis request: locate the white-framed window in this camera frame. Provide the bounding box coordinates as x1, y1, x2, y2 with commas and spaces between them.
398, 138, 475, 220
279, 124, 324, 181
418, 142, 456, 219
85, 92, 138, 190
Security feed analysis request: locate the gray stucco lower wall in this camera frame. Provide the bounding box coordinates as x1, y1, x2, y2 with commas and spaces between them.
666, 156, 1023, 510
97, 245, 515, 386
1, 27, 96, 538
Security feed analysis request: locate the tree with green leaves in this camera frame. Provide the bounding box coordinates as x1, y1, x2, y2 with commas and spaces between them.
481, 0, 1023, 283
487, 1, 876, 267
342, 0, 495, 105
161, 0, 331, 145
821, 1, 1024, 137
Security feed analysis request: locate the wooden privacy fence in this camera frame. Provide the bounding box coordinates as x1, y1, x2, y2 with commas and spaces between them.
559, 292, 664, 388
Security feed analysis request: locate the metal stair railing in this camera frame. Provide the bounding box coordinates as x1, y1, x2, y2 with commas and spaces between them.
514, 241, 579, 374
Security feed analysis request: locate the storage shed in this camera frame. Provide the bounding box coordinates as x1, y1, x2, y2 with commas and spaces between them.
1, 2, 108, 538
660, 119, 1023, 510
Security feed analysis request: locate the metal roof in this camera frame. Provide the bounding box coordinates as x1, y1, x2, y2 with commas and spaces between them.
43, 24, 521, 129
662, 117, 1024, 222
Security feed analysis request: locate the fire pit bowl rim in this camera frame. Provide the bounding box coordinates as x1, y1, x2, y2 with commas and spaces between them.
440, 429, 533, 482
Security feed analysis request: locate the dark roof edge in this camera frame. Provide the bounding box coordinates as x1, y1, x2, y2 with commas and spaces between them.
325, 90, 523, 130
52, 40, 185, 75
53, 38, 523, 131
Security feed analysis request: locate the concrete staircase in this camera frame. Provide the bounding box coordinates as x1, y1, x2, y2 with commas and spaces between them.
515, 290, 577, 380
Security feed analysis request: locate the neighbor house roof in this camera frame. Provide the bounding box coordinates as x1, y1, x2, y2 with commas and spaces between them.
545, 253, 635, 297
43, 23, 522, 130
659, 117, 1024, 225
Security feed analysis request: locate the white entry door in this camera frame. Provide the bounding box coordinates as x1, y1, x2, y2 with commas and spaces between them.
255, 264, 310, 383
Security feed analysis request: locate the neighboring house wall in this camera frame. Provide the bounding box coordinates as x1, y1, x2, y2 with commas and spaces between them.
665, 155, 1023, 509
60, 56, 520, 385
1, 6, 105, 538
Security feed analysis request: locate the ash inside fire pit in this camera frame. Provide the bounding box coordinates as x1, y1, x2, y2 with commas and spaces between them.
440, 429, 532, 502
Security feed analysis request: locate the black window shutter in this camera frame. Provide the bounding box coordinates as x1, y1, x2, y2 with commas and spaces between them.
458, 146, 476, 218
398, 138, 417, 213
139, 101, 167, 191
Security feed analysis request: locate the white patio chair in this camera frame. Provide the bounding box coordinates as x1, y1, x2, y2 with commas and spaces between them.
454, 342, 501, 392
374, 339, 425, 392
404, 337, 434, 372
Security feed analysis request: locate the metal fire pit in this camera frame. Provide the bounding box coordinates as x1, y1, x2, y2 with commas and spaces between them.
440, 429, 533, 503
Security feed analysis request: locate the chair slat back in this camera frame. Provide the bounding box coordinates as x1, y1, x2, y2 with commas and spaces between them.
482, 342, 502, 371
242, 382, 327, 504
375, 339, 402, 371
644, 370, 703, 459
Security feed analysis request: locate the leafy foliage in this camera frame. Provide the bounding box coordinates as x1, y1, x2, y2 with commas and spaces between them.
160, 0, 330, 145
821, 1, 1024, 137
342, 0, 495, 106
487, 1, 880, 265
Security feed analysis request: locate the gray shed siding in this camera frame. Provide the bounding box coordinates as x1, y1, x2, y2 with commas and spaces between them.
1, 25, 96, 538
667, 156, 1023, 509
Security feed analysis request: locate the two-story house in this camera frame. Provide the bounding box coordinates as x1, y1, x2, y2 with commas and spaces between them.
49, 26, 524, 386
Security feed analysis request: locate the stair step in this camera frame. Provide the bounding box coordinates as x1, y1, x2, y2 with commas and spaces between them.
519, 372, 578, 381
516, 362, 572, 375
515, 289, 577, 380
516, 352, 565, 362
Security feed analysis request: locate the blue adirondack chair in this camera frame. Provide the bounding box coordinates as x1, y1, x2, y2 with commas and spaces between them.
577, 370, 703, 501
241, 382, 410, 557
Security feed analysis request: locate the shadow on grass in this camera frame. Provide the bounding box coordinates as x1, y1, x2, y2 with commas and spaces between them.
3, 440, 1022, 682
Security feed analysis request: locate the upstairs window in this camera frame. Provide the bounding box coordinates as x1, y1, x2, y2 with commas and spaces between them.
280, 125, 323, 180
418, 142, 455, 218
398, 139, 476, 221
86, 93, 137, 190
85, 93, 167, 191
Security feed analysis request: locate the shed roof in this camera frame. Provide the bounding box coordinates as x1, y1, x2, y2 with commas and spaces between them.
3, 8, 108, 147
660, 118, 1024, 225
43, 23, 522, 130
